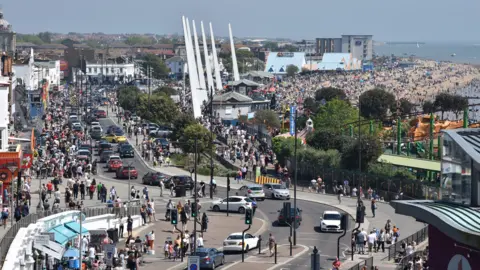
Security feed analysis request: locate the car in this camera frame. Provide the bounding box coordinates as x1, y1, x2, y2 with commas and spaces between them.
91, 130, 103, 140
91, 121, 100, 127
72, 125, 83, 132
79, 144, 93, 153
320, 211, 343, 232
239, 184, 265, 201
116, 166, 138, 179
107, 159, 123, 172
118, 144, 135, 158
192, 248, 225, 269
151, 138, 170, 149
98, 143, 113, 156
210, 196, 253, 214
277, 207, 302, 226
107, 155, 121, 163
263, 183, 290, 200
222, 233, 259, 253
91, 125, 103, 133
95, 110, 107, 118
99, 150, 114, 163
102, 134, 127, 143
142, 172, 168, 186
76, 150, 91, 160
149, 129, 172, 138
164, 175, 194, 189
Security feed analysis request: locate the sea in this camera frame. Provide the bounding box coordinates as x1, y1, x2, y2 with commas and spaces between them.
374, 43, 480, 65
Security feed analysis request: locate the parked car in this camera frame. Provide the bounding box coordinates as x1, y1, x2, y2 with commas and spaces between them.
142, 172, 168, 186
118, 144, 135, 158
277, 207, 302, 226
99, 150, 114, 163
210, 196, 253, 214
319, 211, 343, 232
116, 166, 138, 179
239, 184, 265, 201
222, 233, 259, 253
164, 175, 194, 189
191, 247, 225, 269
263, 183, 290, 200
107, 160, 123, 172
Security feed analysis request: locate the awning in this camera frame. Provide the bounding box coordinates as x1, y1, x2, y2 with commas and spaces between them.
64, 221, 89, 234
48, 225, 77, 245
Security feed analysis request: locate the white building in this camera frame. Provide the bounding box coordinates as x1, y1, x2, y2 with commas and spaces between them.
33, 60, 61, 87
85, 62, 135, 82
165, 56, 186, 76
0, 77, 9, 150
341, 35, 373, 61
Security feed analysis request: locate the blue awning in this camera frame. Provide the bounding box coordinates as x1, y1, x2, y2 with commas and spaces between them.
48, 225, 77, 245
64, 221, 89, 234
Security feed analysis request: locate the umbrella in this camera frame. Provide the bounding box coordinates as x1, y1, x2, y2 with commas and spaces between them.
63, 248, 80, 258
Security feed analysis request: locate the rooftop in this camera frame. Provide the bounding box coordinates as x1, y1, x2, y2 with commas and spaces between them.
212, 91, 253, 103
443, 129, 480, 164
227, 79, 260, 87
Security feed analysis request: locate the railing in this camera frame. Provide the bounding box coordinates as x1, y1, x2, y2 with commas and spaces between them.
344, 256, 374, 270
386, 226, 428, 261
396, 249, 428, 269
0, 206, 141, 266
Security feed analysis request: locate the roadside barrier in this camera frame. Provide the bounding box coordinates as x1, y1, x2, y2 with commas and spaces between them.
255, 176, 280, 184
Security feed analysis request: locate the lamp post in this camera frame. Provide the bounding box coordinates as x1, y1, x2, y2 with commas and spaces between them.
209, 87, 214, 199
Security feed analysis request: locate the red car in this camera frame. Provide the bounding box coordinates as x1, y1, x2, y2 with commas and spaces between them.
96, 110, 107, 118
116, 166, 138, 179
107, 160, 123, 172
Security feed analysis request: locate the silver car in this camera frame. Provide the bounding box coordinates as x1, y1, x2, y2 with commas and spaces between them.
239, 184, 265, 201
263, 183, 290, 200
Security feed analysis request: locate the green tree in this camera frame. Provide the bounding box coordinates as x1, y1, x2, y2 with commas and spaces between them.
60, 38, 80, 47
314, 87, 347, 102
37, 32, 52, 43
254, 110, 280, 129
303, 97, 319, 115
153, 86, 177, 96
434, 93, 453, 119
117, 86, 141, 112
282, 45, 298, 52
422, 100, 436, 114
272, 137, 302, 166
263, 41, 279, 51
141, 54, 170, 79
17, 34, 44, 45
235, 50, 254, 59
367, 162, 416, 180
393, 98, 414, 117
179, 123, 214, 154
306, 129, 347, 152
297, 148, 341, 169
359, 88, 396, 120
451, 95, 468, 116
341, 135, 382, 171
125, 36, 154, 45
170, 113, 197, 142
286, 65, 299, 77
136, 92, 178, 124
313, 99, 359, 132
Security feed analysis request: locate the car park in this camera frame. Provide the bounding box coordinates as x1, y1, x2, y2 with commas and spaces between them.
238, 184, 265, 201
210, 196, 253, 214
142, 172, 168, 185
263, 183, 290, 200
319, 210, 343, 232
116, 166, 138, 179
222, 233, 259, 253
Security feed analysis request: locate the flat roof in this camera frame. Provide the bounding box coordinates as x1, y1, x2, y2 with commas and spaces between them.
377, 154, 441, 171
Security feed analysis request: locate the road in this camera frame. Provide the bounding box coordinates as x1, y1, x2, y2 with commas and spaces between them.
88, 116, 352, 269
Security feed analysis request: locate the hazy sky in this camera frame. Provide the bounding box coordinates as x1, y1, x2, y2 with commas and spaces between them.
4, 0, 480, 42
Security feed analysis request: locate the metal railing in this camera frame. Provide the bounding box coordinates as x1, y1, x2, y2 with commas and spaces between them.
397, 249, 428, 269
0, 206, 141, 265
344, 256, 374, 270
386, 226, 428, 261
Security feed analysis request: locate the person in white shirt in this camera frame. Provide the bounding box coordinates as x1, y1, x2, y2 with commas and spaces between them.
88, 246, 95, 259
406, 242, 414, 255
159, 180, 164, 197
367, 231, 377, 253
196, 234, 204, 248
81, 236, 89, 254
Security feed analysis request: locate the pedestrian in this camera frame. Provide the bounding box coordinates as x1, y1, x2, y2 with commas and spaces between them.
127, 215, 133, 237
377, 229, 385, 252
268, 233, 275, 256
252, 199, 257, 216
118, 216, 124, 238
371, 199, 377, 217
201, 212, 208, 232
159, 180, 164, 197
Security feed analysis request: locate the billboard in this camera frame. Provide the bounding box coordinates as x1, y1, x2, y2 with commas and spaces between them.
60, 60, 69, 71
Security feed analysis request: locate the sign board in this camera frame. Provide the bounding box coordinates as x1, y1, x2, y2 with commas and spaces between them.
188, 256, 200, 270
33, 241, 64, 260
34, 235, 50, 246
289, 106, 296, 136
41, 232, 55, 241
104, 244, 116, 267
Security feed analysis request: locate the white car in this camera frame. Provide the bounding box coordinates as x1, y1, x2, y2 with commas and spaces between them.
320, 211, 343, 232
223, 232, 259, 252
263, 183, 290, 200
91, 121, 100, 126
210, 196, 253, 214
239, 184, 265, 201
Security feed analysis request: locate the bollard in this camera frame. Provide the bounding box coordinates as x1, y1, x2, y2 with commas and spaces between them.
258, 236, 262, 254
274, 244, 277, 264
311, 246, 320, 270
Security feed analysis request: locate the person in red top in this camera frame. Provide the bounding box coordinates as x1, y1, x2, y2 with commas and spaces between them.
46, 182, 53, 198
332, 257, 341, 270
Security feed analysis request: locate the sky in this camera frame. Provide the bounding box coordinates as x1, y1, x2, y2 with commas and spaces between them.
3, 0, 480, 42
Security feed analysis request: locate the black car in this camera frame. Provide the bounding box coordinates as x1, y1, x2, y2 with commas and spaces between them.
98, 143, 113, 156
142, 172, 168, 185
277, 208, 302, 226
119, 144, 134, 158
164, 175, 194, 189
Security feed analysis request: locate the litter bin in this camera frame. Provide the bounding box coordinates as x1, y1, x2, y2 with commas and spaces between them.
175, 185, 186, 197
107, 228, 119, 243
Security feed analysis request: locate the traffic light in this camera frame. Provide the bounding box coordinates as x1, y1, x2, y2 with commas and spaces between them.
191, 202, 197, 218
170, 209, 178, 225
356, 206, 365, 224
245, 209, 253, 225
341, 214, 349, 231
227, 175, 231, 192
283, 202, 291, 220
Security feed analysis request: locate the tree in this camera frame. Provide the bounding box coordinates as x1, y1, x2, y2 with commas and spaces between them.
263, 41, 279, 51
178, 123, 214, 154
125, 36, 154, 46
303, 97, 319, 115
37, 32, 52, 44
170, 113, 196, 142
17, 34, 44, 45
341, 135, 382, 171
314, 87, 347, 102
359, 88, 396, 120
286, 65, 299, 77
367, 162, 416, 180
117, 86, 141, 112
451, 95, 468, 116
393, 98, 414, 117
282, 45, 298, 52
272, 137, 302, 166
306, 129, 347, 152
141, 54, 170, 79
254, 110, 280, 129
422, 100, 436, 114
434, 93, 453, 119
313, 99, 359, 132
297, 148, 341, 169
60, 38, 80, 47
136, 92, 178, 125
153, 86, 177, 96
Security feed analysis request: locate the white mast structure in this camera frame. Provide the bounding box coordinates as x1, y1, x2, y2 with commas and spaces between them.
183, 16, 202, 118
201, 21, 214, 94
209, 22, 223, 92
192, 20, 206, 90
229, 23, 240, 81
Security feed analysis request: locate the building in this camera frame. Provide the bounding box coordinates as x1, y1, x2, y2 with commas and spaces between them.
341, 35, 373, 61
293, 40, 317, 55
212, 91, 270, 123
391, 128, 480, 269
0, 8, 16, 57
84, 62, 135, 83
165, 56, 186, 77
315, 38, 342, 57
226, 79, 261, 96
240, 70, 273, 85
34, 60, 61, 87
317, 53, 362, 71
264, 52, 306, 75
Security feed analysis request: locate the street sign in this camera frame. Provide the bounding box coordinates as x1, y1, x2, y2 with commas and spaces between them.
188, 256, 200, 270
104, 244, 115, 266
289, 106, 296, 136
34, 235, 50, 246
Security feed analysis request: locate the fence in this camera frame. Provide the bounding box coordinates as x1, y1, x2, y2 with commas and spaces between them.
396, 249, 428, 269
386, 226, 428, 261
255, 176, 280, 184
0, 206, 141, 266
345, 256, 374, 270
